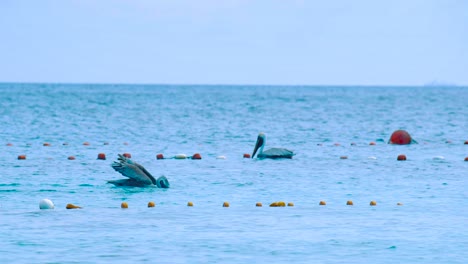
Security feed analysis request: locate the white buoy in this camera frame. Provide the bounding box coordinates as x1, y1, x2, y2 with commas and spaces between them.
368, 156, 377, 160
433, 156, 445, 160
174, 154, 187, 159
39, 199, 55, 209
216, 155, 226, 159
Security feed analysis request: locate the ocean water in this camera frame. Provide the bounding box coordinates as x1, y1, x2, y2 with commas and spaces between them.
0, 84, 467, 263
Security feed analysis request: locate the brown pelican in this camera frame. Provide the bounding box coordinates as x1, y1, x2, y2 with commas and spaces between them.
109, 154, 170, 188
252, 132, 294, 159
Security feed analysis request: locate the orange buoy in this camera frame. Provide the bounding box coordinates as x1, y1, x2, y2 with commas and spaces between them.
66, 203, 82, 209
346, 200, 354, 206
319, 200, 326, 205
6, 143, 13, 146
156, 153, 164, 160
256, 202, 262, 207
370, 201, 377, 206
43, 142, 51, 146
464, 157, 468, 161
389, 130, 414, 145
121, 202, 128, 208
67, 156, 76, 160
243, 153, 251, 158
83, 142, 90, 146
397, 154, 407, 161
192, 153, 202, 160
147, 201, 155, 208
97, 153, 106, 160
287, 202, 294, 207
187, 201, 194, 207
369, 142, 376, 145
270, 202, 278, 207
222, 202, 230, 207
277, 201, 286, 207
123, 153, 131, 158
18, 155, 26, 160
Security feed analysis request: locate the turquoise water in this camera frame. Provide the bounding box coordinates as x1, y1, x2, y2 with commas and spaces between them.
0, 84, 467, 263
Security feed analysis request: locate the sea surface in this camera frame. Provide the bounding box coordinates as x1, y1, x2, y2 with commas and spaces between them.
0, 84, 467, 263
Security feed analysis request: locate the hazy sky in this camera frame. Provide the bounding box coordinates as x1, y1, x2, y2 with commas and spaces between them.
0, 0, 466, 85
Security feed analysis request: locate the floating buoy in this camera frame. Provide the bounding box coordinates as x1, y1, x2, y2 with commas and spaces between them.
156, 153, 164, 160
317, 143, 323, 146
445, 140, 452, 144
121, 202, 128, 209
350, 142, 356, 146
123, 142, 129, 145
222, 202, 230, 207
397, 202, 403, 206
256, 202, 262, 207
388, 130, 414, 145
346, 200, 354, 206
148, 201, 155, 208
433, 156, 445, 160
43, 142, 51, 147
67, 156, 76, 160
340, 156, 348, 159
277, 201, 286, 207
334, 143, 341, 146
270, 202, 278, 207
319, 200, 326, 205
243, 153, 251, 158
191, 153, 202, 160
397, 154, 407, 161
103, 142, 110, 145
370, 201, 377, 206
287, 202, 294, 207
187, 201, 194, 207
17, 155, 26, 160
216, 155, 226, 159
368, 156, 377, 160
369, 142, 376, 145
66, 203, 82, 209
97, 153, 106, 160
174, 154, 187, 159
123, 153, 131, 158
6, 143, 13, 146
464, 157, 468, 161
39, 199, 54, 209
464, 140, 468, 145
62, 142, 69, 146
83, 142, 90, 146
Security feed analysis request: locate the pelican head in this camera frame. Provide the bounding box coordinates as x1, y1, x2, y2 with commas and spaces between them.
252, 132, 266, 158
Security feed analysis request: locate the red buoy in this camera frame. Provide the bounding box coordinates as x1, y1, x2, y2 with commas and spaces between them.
97, 153, 106, 160
18, 155, 26, 160
43, 142, 51, 147
243, 153, 251, 158
464, 157, 468, 161
369, 142, 376, 145
83, 142, 90, 146
123, 153, 131, 158
68, 156, 76, 160
397, 154, 407, 161
389, 130, 413, 145
6, 143, 13, 146
156, 153, 164, 160
464, 140, 468, 145
192, 153, 202, 160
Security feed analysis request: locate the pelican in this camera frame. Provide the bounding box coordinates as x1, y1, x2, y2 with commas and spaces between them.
252, 132, 294, 159
108, 154, 170, 188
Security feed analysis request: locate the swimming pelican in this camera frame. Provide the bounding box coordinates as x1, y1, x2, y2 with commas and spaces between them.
252, 132, 294, 159
108, 154, 170, 188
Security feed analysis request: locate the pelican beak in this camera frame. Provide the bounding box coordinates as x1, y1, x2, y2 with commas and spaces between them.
252, 135, 264, 158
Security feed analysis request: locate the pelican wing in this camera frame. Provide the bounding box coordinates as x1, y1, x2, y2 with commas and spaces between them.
111, 155, 154, 185
260, 148, 294, 159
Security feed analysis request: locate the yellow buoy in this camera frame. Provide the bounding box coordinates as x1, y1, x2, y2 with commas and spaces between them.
319, 200, 326, 205
187, 201, 194, 207
121, 202, 128, 209
370, 200, 377, 206
346, 200, 354, 206
269, 202, 278, 207
148, 201, 155, 208
255, 202, 262, 207
222, 201, 230, 207
66, 203, 82, 209
287, 202, 294, 207
277, 201, 286, 207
